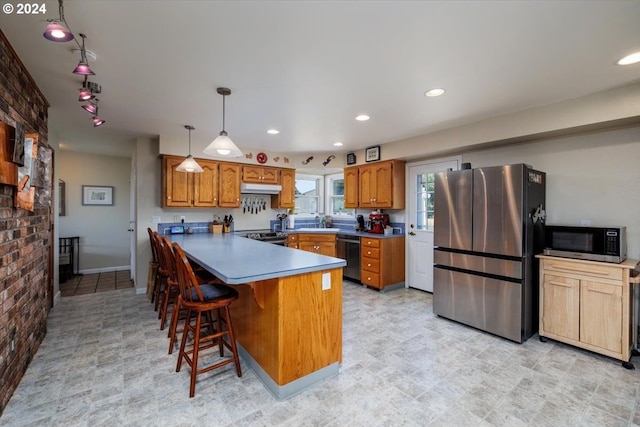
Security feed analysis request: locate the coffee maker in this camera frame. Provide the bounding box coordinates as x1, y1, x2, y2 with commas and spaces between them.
356, 215, 366, 231
368, 213, 390, 234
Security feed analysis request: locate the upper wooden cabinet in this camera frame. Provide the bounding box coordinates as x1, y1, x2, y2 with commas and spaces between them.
163, 155, 218, 207
343, 167, 359, 209
243, 165, 279, 184
162, 155, 241, 208
344, 159, 405, 209
271, 168, 295, 209
217, 162, 242, 208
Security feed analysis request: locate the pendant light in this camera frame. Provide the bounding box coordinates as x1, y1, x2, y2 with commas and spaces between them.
78, 76, 95, 101
176, 125, 204, 173
203, 87, 242, 158
43, 0, 74, 42
73, 33, 95, 75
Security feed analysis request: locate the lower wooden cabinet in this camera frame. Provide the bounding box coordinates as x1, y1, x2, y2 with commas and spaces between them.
361, 236, 405, 290
294, 233, 336, 257
538, 255, 639, 364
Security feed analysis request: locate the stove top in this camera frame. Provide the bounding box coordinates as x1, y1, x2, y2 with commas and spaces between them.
245, 231, 287, 241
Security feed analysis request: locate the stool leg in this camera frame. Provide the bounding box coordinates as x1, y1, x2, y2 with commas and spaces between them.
160, 284, 174, 330
168, 297, 181, 354
189, 311, 203, 398
176, 309, 192, 373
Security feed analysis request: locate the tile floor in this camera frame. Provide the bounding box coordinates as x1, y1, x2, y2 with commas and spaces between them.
59, 270, 134, 297
2, 281, 640, 426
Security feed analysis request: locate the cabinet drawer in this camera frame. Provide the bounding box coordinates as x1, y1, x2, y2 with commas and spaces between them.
287, 234, 298, 242
298, 234, 336, 242
542, 259, 623, 281
362, 257, 380, 273
362, 247, 380, 259
361, 271, 381, 288
361, 238, 380, 248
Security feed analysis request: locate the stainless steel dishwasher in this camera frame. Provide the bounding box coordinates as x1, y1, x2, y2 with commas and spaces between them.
337, 234, 361, 282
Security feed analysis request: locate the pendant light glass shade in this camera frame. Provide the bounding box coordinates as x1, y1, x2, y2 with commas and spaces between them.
204, 132, 243, 157
43, 1, 73, 42
82, 102, 97, 115
73, 33, 95, 75
44, 21, 74, 42
92, 117, 105, 127
203, 87, 243, 158
176, 125, 203, 173
78, 88, 94, 101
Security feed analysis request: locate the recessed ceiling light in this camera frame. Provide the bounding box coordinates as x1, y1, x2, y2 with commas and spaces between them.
333, 142, 343, 147
355, 114, 370, 121
425, 88, 445, 97
267, 129, 279, 135
617, 52, 640, 65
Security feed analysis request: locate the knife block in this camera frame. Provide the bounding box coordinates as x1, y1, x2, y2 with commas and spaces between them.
210, 224, 223, 234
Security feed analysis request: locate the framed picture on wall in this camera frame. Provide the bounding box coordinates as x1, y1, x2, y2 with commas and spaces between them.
365, 145, 380, 162
82, 185, 114, 206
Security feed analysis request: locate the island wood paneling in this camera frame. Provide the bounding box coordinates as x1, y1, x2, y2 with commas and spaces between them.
232, 268, 343, 385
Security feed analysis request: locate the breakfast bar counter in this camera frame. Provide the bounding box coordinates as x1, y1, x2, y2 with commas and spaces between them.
169, 233, 346, 399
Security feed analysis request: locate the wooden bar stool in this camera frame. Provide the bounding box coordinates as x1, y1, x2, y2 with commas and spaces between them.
158, 236, 180, 330
147, 228, 160, 302
149, 231, 168, 312
172, 242, 242, 397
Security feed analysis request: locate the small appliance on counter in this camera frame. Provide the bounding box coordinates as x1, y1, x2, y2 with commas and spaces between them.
356, 215, 366, 231
368, 213, 390, 234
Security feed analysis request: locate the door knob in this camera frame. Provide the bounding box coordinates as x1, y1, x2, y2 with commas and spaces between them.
409, 231, 416, 236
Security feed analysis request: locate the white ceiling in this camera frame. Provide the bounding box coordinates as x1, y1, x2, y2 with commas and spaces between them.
1, 1, 639, 158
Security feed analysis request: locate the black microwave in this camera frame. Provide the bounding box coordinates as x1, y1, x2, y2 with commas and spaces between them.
543, 225, 626, 263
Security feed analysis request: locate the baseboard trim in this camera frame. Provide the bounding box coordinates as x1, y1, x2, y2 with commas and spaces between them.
78, 265, 131, 275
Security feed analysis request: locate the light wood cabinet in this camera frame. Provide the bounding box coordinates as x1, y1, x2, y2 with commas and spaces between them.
289, 233, 336, 257
343, 159, 405, 209
538, 255, 639, 365
361, 236, 405, 290
271, 168, 295, 209
163, 155, 219, 207
243, 165, 279, 184
162, 155, 241, 208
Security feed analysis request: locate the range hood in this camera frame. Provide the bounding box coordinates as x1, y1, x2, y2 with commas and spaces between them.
240, 183, 282, 194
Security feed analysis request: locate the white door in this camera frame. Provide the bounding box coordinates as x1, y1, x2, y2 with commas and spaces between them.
406, 158, 460, 292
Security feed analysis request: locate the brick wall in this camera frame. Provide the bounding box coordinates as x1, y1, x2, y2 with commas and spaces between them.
0, 30, 51, 415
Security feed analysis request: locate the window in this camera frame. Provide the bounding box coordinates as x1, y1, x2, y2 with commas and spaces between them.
326, 173, 352, 217
295, 175, 322, 215
415, 172, 436, 231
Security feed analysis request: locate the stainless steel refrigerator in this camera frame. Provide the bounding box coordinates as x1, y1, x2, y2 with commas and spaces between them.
433, 164, 545, 343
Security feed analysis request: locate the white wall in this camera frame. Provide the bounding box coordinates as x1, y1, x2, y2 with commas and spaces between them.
58, 151, 131, 272
460, 126, 640, 259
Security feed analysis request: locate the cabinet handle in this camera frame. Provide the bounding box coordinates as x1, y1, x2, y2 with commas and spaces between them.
549, 263, 610, 276
367, 251, 372, 255
367, 263, 372, 267
586, 286, 616, 295
547, 280, 573, 288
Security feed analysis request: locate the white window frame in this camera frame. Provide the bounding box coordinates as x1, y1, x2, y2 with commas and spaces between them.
294, 174, 324, 218
325, 173, 353, 217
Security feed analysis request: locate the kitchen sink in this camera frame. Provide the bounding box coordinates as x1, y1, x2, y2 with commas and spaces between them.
296, 228, 341, 232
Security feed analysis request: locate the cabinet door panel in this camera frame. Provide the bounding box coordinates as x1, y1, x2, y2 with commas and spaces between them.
580, 280, 622, 352
359, 166, 375, 207
164, 157, 192, 207
218, 163, 241, 207
262, 168, 279, 184
344, 167, 359, 208
193, 160, 218, 207
373, 163, 393, 207
542, 274, 579, 340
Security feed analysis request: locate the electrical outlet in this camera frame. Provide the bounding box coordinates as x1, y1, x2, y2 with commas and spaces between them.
180, 215, 186, 223
580, 219, 592, 226
173, 215, 180, 223
322, 272, 331, 290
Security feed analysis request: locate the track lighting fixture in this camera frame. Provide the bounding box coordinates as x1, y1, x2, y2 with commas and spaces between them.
92, 117, 105, 127
203, 87, 243, 158
176, 126, 204, 173
73, 33, 95, 75
43, 0, 74, 42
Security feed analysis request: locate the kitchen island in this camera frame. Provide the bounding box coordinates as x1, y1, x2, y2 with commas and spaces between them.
169, 233, 345, 399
